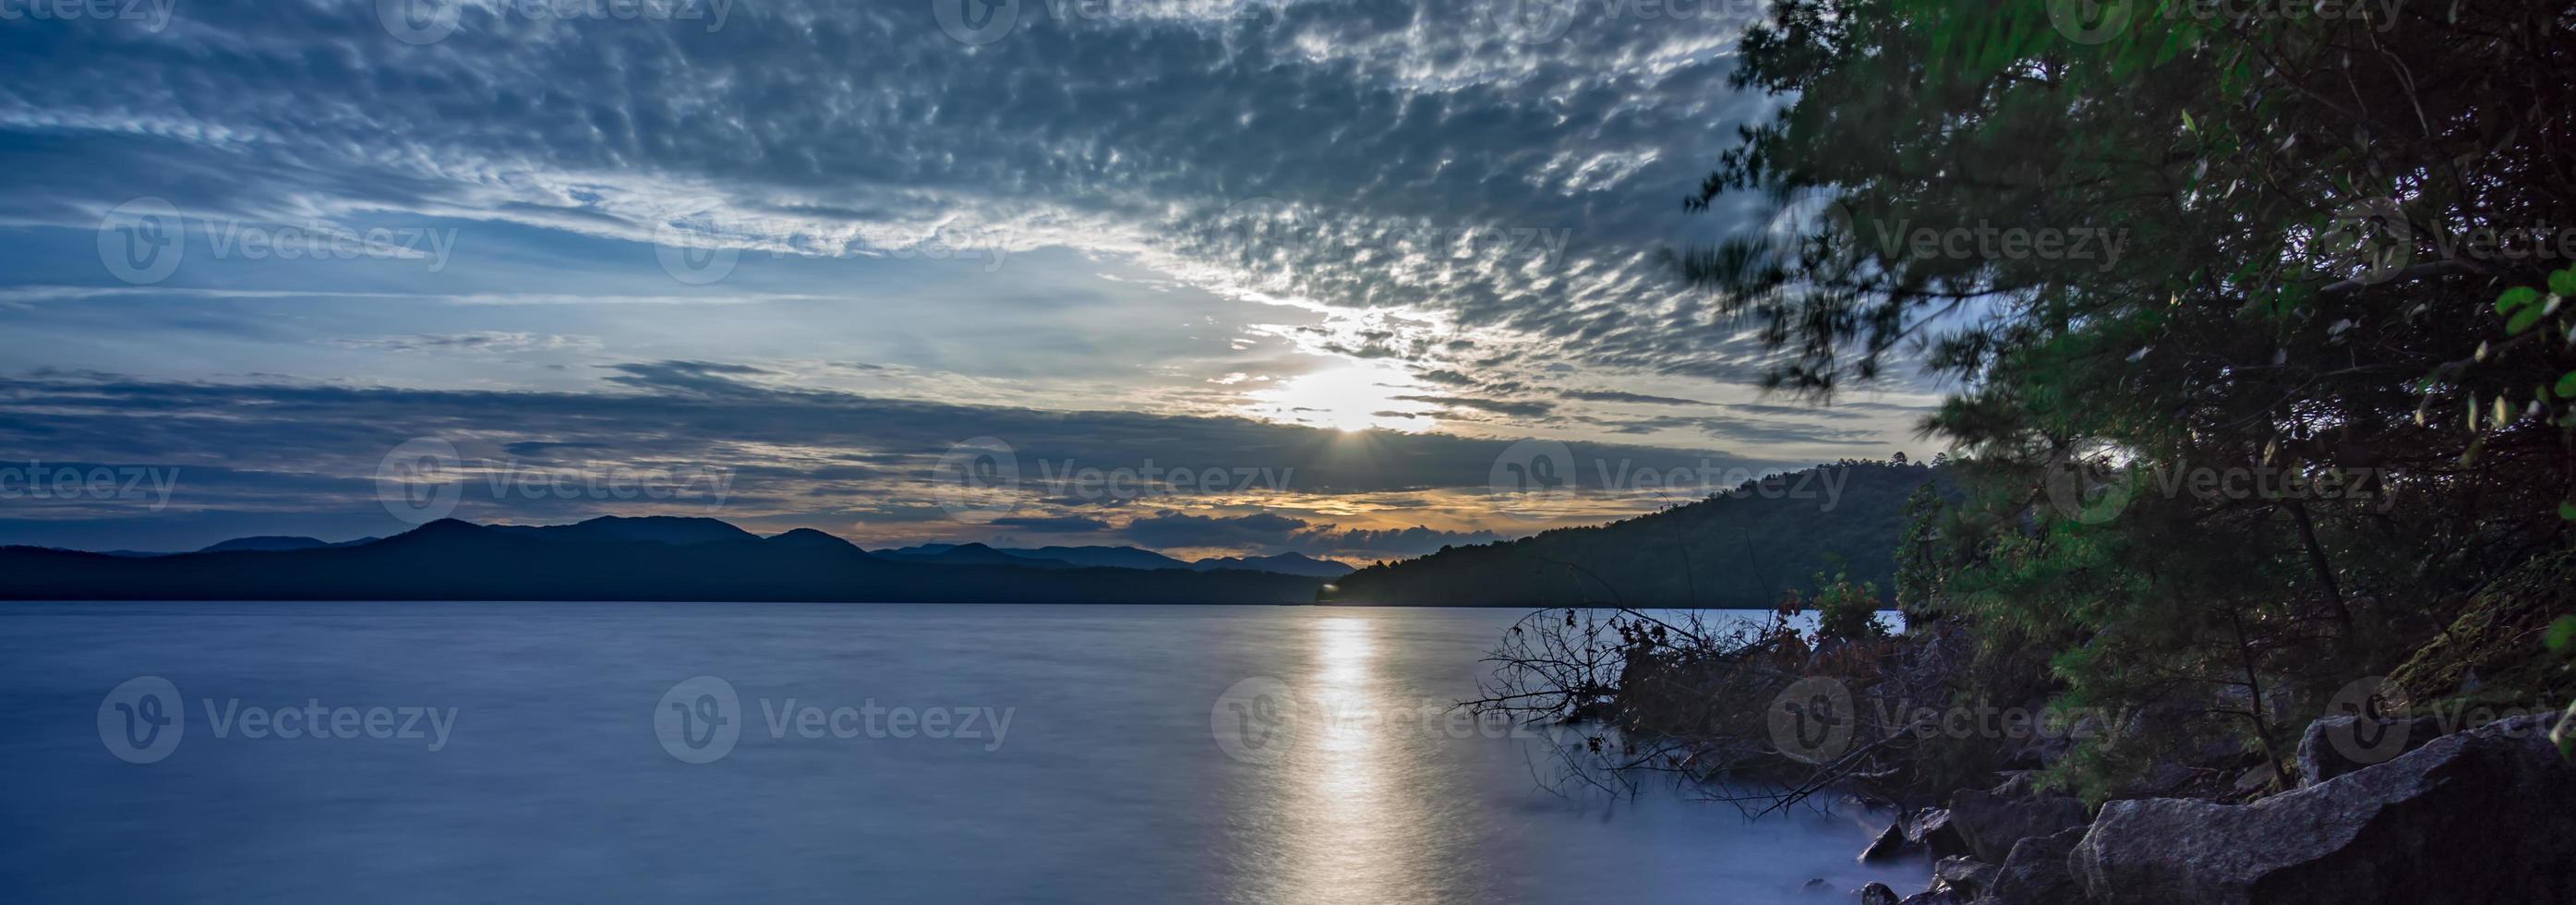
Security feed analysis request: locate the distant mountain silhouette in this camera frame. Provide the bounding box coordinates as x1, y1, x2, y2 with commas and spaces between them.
482, 515, 758, 546
1323, 462, 1950, 608
872, 543, 1347, 575
198, 535, 379, 553
0, 517, 1327, 604
1006, 545, 1195, 571
1189, 552, 1354, 578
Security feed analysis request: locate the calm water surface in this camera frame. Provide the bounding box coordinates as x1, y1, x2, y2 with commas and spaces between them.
0, 602, 1920, 902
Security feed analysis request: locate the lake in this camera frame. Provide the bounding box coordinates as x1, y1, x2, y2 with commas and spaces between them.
0, 602, 1922, 902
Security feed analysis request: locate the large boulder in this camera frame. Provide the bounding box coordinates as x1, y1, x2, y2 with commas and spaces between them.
2069, 715, 2576, 905
2294, 713, 2445, 786
1860, 820, 1911, 863
1944, 788, 2089, 864
1894, 856, 1996, 904
1858, 881, 1901, 905
1976, 827, 2085, 905
1905, 808, 1972, 860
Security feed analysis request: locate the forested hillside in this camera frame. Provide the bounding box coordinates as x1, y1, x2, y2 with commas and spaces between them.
1323, 460, 1947, 608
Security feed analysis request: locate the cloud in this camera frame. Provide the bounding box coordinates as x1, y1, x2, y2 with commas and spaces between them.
327, 332, 602, 355
0, 0, 1808, 398
1562, 389, 1706, 405
989, 515, 1112, 533
1121, 511, 1313, 549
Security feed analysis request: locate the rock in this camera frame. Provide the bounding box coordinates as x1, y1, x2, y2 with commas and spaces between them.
1979, 827, 2084, 905
2229, 765, 2275, 798
1858, 881, 1900, 905
2389, 548, 2576, 705
1860, 820, 1911, 863
1905, 808, 1972, 860
1801, 877, 1834, 896
2070, 715, 2576, 905
1930, 855, 1997, 898
1895, 888, 1970, 905
2294, 713, 2445, 786
1944, 788, 2089, 864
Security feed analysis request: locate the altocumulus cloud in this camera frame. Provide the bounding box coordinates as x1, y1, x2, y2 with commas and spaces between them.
0, 0, 1797, 392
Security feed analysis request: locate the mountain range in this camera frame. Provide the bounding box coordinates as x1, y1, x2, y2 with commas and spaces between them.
0, 516, 1336, 604
870, 543, 1353, 577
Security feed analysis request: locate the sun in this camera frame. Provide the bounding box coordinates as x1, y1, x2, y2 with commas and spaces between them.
1244, 360, 1427, 432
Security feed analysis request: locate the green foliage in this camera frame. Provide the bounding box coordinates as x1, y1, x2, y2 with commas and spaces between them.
1680, 0, 2576, 791
1804, 569, 1891, 641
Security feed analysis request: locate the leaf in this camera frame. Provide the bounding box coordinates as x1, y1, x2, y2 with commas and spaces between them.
2553, 269, 2576, 297
2562, 501, 2576, 521
2510, 305, 2547, 334
2552, 616, 2576, 651
2497, 286, 2540, 313
2558, 371, 2576, 398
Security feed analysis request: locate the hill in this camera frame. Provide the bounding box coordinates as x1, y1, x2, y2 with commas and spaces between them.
1321, 461, 1948, 608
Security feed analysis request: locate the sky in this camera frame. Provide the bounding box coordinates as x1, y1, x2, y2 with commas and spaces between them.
0, 0, 1941, 559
